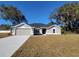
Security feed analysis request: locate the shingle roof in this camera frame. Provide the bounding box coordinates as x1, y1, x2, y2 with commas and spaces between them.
29, 23, 48, 28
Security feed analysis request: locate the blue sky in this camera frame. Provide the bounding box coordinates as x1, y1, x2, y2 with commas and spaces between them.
0, 1, 70, 25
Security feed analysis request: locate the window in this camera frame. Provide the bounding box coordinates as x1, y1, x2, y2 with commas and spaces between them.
53, 29, 55, 33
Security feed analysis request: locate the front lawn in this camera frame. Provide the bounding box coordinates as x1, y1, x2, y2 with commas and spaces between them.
0, 33, 11, 38
12, 34, 79, 57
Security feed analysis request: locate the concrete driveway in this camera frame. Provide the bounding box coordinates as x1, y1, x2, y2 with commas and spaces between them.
0, 35, 30, 57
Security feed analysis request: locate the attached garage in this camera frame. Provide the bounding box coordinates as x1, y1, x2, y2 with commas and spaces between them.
11, 22, 33, 36
15, 28, 33, 35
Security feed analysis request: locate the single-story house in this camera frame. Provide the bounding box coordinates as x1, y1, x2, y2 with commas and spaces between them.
11, 22, 61, 35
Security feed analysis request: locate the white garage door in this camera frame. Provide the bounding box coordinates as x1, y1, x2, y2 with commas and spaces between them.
16, 28, 33, 35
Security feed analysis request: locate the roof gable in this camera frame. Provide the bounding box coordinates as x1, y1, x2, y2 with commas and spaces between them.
47, 25, 61, 30
13, 22, 31, 28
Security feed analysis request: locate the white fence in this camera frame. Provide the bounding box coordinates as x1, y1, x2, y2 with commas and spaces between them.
0, 30, 11, 33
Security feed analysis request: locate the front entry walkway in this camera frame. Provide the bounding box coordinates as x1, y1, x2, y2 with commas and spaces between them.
0, 35, 30, 57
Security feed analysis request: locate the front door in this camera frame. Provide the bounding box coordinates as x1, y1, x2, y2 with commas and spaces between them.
42, 29, 46, 34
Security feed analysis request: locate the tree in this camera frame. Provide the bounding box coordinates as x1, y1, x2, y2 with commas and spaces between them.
0, 24, 10, 30
47, 22, 53, 26
0, 5, 28, 25
47, 21, 58, 26
49, 2, 79, 32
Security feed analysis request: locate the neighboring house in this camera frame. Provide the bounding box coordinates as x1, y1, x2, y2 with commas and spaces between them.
0, 25, 11, 34
46, 25, 61, 35
11, 22, 61, 35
